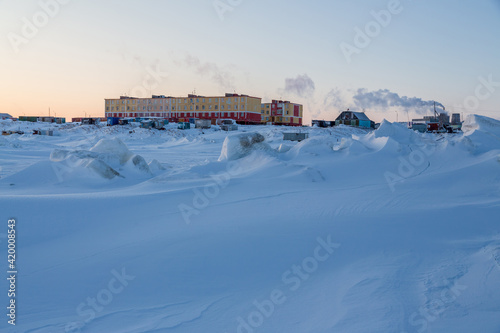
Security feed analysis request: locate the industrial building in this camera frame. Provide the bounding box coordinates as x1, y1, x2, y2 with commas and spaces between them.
19, 116, 66, 124
410, 105, 462, 133
261, 100, 303, 126
105, 93, 263, 124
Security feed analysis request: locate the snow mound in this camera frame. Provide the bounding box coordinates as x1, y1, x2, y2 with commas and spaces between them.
288, 137, 335, 158
333, 137, 370, 155
50, 138, 153, 180
219, 132, 271, 161
373, 120, 422, 145
277, 143, 293, 153
461, 115, 500, 154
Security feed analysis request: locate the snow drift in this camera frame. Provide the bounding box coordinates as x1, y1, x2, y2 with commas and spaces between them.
461, 115, 500, 154
50, 138, 156, 180
1, 117, 500, 333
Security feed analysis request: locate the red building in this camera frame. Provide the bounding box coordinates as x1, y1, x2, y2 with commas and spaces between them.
261, 100, 303, 126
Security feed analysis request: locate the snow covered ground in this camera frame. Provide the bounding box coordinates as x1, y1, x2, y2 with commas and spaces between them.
0, 116, 499, 333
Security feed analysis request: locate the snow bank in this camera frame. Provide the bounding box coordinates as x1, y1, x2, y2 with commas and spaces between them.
461, 115, 500, 154
372, 120, 422, 145
219, 132, 270, 161
50, 138, 154, 180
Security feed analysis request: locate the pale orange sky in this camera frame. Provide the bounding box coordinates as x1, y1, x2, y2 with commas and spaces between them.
1, 0, 499, 124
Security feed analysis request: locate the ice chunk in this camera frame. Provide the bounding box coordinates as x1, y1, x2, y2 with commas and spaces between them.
90, 138, 133, 165
219, 132, 270, 161
83, 159, 122, 179
49, 139, 155, 180
148, 159, 166, 173
127, 155, 152, 175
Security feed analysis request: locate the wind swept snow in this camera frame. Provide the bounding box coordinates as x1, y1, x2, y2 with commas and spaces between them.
0, 118, 499, 333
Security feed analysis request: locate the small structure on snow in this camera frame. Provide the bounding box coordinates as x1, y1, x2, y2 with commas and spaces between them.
283, 132, 309, 142
195, 119, 211, 129
335, 110, 374, 128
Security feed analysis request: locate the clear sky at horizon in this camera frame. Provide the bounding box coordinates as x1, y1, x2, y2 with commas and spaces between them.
1, 0, 499, 123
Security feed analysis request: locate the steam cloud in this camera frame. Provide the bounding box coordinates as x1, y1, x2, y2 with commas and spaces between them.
323, 88, 346, 110
353, 89, 444, 113
284, 74, 315, 97
183, 55, 235, 90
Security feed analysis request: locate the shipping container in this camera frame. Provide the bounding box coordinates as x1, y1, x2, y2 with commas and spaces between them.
107, 117, 120, 126
141, 120, 154, 129
178, 122, 191, 130
195, 119, 211, 129
283, 133, 309, 142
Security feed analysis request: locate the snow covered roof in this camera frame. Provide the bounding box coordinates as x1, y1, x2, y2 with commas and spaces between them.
352, 112, 370, 121
336, 111, 372, 122
0, 113, 13, 118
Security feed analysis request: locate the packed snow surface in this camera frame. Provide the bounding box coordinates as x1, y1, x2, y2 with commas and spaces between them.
0, 117, 499, 333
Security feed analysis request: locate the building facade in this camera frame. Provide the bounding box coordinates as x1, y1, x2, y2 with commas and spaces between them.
105, 93, 262, 124
261, 100, 303, 126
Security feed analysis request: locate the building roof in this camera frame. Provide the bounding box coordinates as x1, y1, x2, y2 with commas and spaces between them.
352, 112, 370, 121
0, 113, 13, 118
336, 111, 371, 121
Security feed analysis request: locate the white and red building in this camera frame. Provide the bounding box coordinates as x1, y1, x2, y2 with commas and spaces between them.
261, 100, 303, 126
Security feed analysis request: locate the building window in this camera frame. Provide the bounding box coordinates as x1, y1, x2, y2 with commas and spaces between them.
215, 105, 218, 110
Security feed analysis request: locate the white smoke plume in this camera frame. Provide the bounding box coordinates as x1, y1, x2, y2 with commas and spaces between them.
353, 88, 445, 113
284, 74, 315, 97
183, 55, 235, 90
